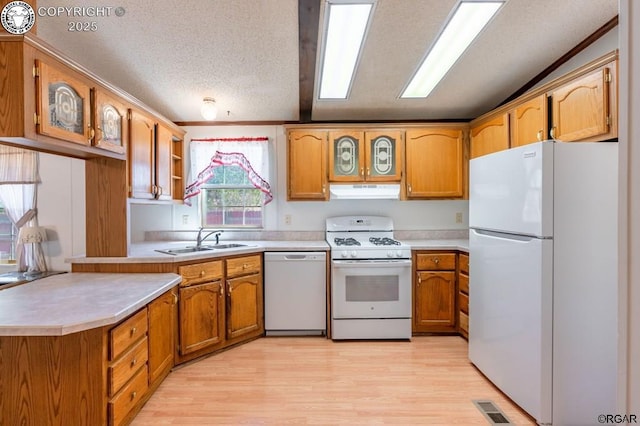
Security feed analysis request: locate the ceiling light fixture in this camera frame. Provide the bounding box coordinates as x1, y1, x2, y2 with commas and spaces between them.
401, 0, 505, 99
318, 1, 375, 99
201, 97, 218, 120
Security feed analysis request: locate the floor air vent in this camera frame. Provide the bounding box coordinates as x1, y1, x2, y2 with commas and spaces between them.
473, 400, 514, 425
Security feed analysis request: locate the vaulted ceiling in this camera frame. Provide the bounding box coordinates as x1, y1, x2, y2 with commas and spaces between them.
34, 0, 618, 124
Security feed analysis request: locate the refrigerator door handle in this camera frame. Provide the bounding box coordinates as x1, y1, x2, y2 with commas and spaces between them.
471, 228, 549, 242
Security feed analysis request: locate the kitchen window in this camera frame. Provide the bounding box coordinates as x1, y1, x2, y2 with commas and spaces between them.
199, 165, 264, 228
0, 201, 16, 263
185, 137, 272, 229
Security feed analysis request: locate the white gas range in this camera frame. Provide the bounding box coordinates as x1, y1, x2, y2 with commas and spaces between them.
326, 216, 412, 340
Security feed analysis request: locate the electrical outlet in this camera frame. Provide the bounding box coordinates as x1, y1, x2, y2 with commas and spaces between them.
455, 212, 463, 224
284, 214, 292, 225
182, 214, 189, 225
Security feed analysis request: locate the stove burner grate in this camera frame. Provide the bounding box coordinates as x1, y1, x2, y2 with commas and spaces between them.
334, 237, 361, 246
369, 237, 401, 246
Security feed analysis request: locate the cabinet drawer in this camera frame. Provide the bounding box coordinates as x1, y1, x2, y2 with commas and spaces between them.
108, 336, 148, 397
416, 253, 456, 271
226, 255, 261, 278
459, 311, 469, 333
110, 309, 148, 361
179, 260, 223, 286
459, 272, 469, 294
108, 366, 148, 426
458, 292, 469, 314
459, 253, 469, 274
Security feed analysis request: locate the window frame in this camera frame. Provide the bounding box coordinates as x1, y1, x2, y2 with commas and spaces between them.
198, 165, 265, 229
0, 201, 17, 263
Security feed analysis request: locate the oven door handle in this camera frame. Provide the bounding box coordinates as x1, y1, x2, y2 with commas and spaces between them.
332, 259, 412, 268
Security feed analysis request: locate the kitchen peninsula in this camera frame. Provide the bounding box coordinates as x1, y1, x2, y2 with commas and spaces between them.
0, 272, 181, 426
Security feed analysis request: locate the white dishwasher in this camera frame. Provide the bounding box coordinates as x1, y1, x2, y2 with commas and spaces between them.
264, 252, 326, 336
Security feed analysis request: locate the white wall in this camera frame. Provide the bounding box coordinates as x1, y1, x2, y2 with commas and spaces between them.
129, 124, 469, 241
37, 153, 85, 271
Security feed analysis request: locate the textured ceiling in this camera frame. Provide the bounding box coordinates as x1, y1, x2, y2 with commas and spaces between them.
34, 0, 618, 123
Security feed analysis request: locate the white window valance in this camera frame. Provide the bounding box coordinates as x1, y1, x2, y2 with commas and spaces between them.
185, 137, 272, 205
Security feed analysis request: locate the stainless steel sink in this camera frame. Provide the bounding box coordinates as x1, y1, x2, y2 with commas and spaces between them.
212, 243, 248, 249
155, 246, 215, 255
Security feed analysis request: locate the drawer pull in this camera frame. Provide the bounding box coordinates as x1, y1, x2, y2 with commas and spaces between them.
243, 263, 249, 269
130, 327, 137, 336
131, 358, 137, 367
433, 258, 440, 264
200, 270, 205, 277
131, 391, 137, 401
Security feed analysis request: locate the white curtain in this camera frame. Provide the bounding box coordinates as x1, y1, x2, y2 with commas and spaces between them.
0, 145, 45, 272
185, 137, 271, 205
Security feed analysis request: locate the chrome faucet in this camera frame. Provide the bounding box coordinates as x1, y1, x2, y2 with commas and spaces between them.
195, 228, 223, 249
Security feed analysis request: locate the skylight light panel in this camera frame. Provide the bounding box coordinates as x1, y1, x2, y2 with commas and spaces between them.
318, 1, 374, 99
401, 0, 505, 99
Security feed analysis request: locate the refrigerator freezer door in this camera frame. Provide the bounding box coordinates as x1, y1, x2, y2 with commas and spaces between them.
469, 229, 552, 424
469, 141, 553, 237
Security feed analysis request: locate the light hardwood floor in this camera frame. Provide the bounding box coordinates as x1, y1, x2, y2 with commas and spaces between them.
132, 336, 536, 425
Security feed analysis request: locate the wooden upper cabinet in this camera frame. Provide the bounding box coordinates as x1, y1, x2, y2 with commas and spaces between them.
93, 88, 127, 154
287, 129, 328, 200
364, 130, 403, 182
35, 59, 92, 146
128, 108, 156, 199
329, 130, 365, 181
550, 66, 615, 142
405, 128, 464, 198
328, 129, 403, 182
470, 112, 509, 159
511, 94, 547, 148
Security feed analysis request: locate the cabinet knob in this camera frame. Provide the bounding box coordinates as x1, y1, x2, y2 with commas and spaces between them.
408, 184, 412, 194
418, 276, 422, 285
550, 127, 556, 139
433, 258, 440, 265
130, 327, 137, 336
130, 391, 137, 401
243, 263, 249, 269
360, 167, 364, 177
200, 270, 205, 277
131, 358, 137, 367
220, 286, 224, 297
537, 130, 543, 141
366, 167, 370, 176
322, 184, 326, 194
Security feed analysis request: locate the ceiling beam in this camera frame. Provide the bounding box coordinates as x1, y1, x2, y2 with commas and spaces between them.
298, 0, 321, 123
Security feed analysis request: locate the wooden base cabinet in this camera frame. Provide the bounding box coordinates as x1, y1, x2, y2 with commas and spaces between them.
0, 287, 178, 426
176, 255, 264, 364
412, 251, 457, 334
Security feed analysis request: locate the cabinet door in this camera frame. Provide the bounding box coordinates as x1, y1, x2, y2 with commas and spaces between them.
364, 130, 403, 181
414, 271, 456, 332
129, 109, 156, 199
287, 130, 328, 200
155, 124, 174, 201
470, 113, 509, 159
179, 281, 225, 355
148, 288, 176, 385
93, 88, 127, 154
36, 59, 91, 146
405, 128, 463, 198
226, 272, 263, 340
550, 67, 612, 142
511, 94, 547, 148
328, 130, 365, 181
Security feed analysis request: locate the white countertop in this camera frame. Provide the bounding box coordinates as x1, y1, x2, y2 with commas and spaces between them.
0, 272, 181, 336
68, 239, 468, 264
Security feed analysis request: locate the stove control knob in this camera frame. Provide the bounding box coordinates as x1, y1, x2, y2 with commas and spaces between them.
396, 250, 403, 258
341, 251, 348, 258
350, 251, 358, 258
387, 251, 394, 258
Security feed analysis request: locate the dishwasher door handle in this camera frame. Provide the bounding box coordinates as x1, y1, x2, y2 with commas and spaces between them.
284, 254, 310, 260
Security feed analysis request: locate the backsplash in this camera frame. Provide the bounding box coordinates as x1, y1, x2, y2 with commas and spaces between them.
144, 229, 468, 242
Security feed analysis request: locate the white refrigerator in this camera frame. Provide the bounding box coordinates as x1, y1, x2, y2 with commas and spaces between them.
468, 141, 619, 426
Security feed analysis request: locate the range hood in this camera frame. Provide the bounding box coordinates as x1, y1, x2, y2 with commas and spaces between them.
329, 184, 401, 200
